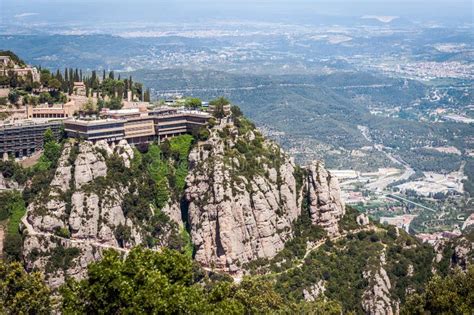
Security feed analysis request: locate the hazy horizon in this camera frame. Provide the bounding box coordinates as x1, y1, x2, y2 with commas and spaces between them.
1, 0, 472, 32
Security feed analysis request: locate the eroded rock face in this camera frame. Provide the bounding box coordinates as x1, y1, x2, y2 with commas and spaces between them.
185, 120, 345, 272
452, 236, 473, 269
303, 280, 326, 302
186, 125, 301, 272
22, 140, 146, 287
362, 252, 397, 315
74, 142, 107, 189
22, 115, 347, 284
0, 172, 20, 191
357, 213, 370, 226
307, 161, 345, 236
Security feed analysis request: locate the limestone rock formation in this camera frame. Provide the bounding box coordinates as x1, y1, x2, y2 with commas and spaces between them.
21, 114, 347, 285
0, 172, 20, 191
362, 252, 396, 315
21, 140, 149, 287
303, 280, 327, 302
357, 213, 370, 226
452, 236, 473, 269
185, 118, 345, 272
307, 161, 345, 236
185, 122, 300, 272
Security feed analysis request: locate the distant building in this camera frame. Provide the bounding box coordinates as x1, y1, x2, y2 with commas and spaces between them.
0, 119, 62, 159
73, 82, 87, 96
0, 56, 40, 82
380, 215, 417, 233
64, 119, 126, 143
26, 101, 81, 119
329, 170, 360, 180
65, 107, 210, 144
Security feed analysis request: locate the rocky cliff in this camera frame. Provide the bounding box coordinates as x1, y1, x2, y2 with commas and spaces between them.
22, 140, 180, 287
21, 113, 346, 285
185, 116, 344, 272
362, 252, 397, 315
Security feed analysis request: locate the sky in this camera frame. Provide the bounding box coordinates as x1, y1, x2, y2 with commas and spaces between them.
1, 0, 472, 27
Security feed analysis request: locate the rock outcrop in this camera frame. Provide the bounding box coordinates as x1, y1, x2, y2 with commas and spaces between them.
185, 118, 345, 272
307, 161, 345, 236
21, 140, 149, 287
303, 280, 327, 302
451, 235, 473, 270
0, 172, 20, 191
362, 252, 397, 315
357, 213, 370, 226
21, 114, 346, 284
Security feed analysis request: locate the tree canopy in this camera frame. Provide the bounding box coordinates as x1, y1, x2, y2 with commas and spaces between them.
402, 266, 474, 314
0, 261, 52, 314
59, 247, 342, 314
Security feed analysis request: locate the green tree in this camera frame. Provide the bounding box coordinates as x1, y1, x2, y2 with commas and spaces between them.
60, 247, 207, 314
209, 96, 230, 106
39, 92, 52, 104
231, 105, 243, 117
83, 99, 96, 114
7, 90, 19, 105
43, 128, 55, 145
0, 261, 52, 314
107, 97, 123, 110
402, 266, 474, 314
48, 78, 62, 90
185, 97, 202, 109
143, 88, 151, 102
40, 69, 51, 87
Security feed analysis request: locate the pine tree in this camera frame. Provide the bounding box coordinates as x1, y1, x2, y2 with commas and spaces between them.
63, 68, 69, 93
144, 88, 151, 102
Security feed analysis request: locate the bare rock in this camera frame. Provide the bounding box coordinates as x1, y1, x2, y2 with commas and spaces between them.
362, 252, 396, 315
186, 126, 301, 272
74, 142, 107, 189
357, 213, 370, 226
307, 161, 345, 236
0, 172, 20, 191
303, 280, 327, 302
49, 143, 72, 194
185, 123, 345, 272
22, 141, 148, 287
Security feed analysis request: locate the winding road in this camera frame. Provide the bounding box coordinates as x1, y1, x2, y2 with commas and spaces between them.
357, 125, 415, 192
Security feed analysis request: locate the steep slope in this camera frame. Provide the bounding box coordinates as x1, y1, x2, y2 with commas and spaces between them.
185, 115, 344, 272
22, 140, 182, 287
20, 110, 346, 285
13, 108, 474, 313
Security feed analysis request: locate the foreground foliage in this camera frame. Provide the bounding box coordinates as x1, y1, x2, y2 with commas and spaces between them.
0, 260, 52, 314
1, 245, 471, 314
402, 266, 474, 314
60, 247, 342, 314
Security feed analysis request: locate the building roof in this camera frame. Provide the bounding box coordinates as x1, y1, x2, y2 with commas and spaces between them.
0, 118, 63, 128
64, 118, 123, 126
